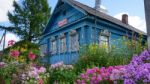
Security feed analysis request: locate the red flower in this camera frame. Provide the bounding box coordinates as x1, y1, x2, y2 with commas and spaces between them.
10, 50, 20, 58
28, 52, 36, 60
8, 40, 15, 46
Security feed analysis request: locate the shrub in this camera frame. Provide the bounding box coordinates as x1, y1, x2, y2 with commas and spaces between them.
0, 62, 21, 84
2, 40, 40, 64
49, 62, 77, 83
0, 61, 50, 84
75, 44, 109, 73
76, 66, 125, 84
76, 50, 150, 84
75, 36, 147, 73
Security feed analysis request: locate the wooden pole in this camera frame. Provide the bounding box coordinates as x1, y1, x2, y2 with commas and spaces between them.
3, 30, 6, 51
144, 0, 150, 49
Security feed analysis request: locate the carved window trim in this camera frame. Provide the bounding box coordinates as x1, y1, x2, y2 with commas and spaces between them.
59, 33, 66, 53
69, 30, 79, 52
50, 37, 57, 54
99, 29, 110, 49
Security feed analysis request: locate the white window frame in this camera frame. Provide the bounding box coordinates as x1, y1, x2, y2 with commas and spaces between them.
99, 29, 110, 49
99, 35, 109, 48
51, 40, 57, 54
60, 36, 66, 53
69, 31, 79, 52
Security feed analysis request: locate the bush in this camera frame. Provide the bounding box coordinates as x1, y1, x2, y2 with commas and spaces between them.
49, 62, 77, 83
2, 40, 40, 64
76, 50, 150, 84
0, 62, 21, 84
74, 36, 147, 73
74, 44, 109, 73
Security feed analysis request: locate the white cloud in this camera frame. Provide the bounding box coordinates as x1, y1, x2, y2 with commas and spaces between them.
101, 5, 106, 10
114, 12, 146, 33
0, 0, 18, 22
0, 32, 20, 50
0, 0, 20, 50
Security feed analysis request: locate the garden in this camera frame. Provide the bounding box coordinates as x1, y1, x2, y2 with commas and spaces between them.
0, 0, 150, 84
0, 36, 150, 84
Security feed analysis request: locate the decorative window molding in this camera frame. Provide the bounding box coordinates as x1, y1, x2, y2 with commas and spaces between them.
99, 29, 110, 49
59, 33, 65, 39
59, 33, 66, 53
69, 30, 79, 52
100, 29, 111, 36
40, 44, 47, 57
69, 30, 77, 36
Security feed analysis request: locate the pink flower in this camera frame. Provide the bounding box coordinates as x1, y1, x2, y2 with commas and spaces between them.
81, 74, 86, 79
38, 67, 46, 73
87, 69, 94, 74
28, 52, 36, 60
97, 75, 102, 82
38, 79, 44, 84
8, 40, 15, 46
0, 62, 5, 68
10, 50, 20, 58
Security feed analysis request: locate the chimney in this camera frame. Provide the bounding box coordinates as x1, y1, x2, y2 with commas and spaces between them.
122, 14, 128, 24
95, 0, 101, 11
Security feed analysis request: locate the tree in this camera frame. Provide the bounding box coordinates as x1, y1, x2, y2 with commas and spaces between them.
0, 0, 51, 42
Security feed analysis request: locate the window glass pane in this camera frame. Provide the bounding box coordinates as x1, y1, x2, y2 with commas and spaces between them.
100, 36, 108, 41
99, 35, 109, 49
60, 37, 66, 53
51, 41, 56, 54
70, 34, 79, 51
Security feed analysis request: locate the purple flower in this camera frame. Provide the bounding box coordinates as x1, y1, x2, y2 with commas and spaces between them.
124, 79, 136, 84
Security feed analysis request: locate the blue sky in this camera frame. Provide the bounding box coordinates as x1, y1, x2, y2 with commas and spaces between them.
0, 0, 146, 50
49, 0, 145, 19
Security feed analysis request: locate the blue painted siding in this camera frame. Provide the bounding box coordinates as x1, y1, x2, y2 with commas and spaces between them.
47, 3, 85, 33
41, 20, 87, 64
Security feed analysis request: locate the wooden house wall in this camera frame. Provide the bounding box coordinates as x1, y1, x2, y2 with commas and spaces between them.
40, 1, 146, 64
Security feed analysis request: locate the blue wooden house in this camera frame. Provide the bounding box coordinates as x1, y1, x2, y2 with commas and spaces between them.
40, 0, 146, 64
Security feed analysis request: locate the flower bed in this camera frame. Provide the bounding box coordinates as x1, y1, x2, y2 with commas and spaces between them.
0, 40, 150, 84
76, 50, 150, 84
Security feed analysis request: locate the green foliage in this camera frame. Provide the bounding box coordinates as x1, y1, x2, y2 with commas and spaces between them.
74, 36, 147, 73
0, 62, 21, 83
75, 44, 110, 73
49, 63, 76, 83
0, 0, 51, 41
49, 69, 76, 84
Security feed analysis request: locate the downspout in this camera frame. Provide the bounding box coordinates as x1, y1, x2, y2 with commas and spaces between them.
144, 0, 150, 50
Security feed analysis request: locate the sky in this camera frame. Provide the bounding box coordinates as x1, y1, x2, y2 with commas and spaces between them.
0, 0, 147, 50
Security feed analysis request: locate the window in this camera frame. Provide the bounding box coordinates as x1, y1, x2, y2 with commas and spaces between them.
99, 35, 109, 49
60, 37, 66, 53
51, 40, 57, 54
70, 32, 79, 51
40, 44, 47, 57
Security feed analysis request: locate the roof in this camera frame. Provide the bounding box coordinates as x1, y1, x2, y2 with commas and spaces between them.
66, 0, 147, 35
